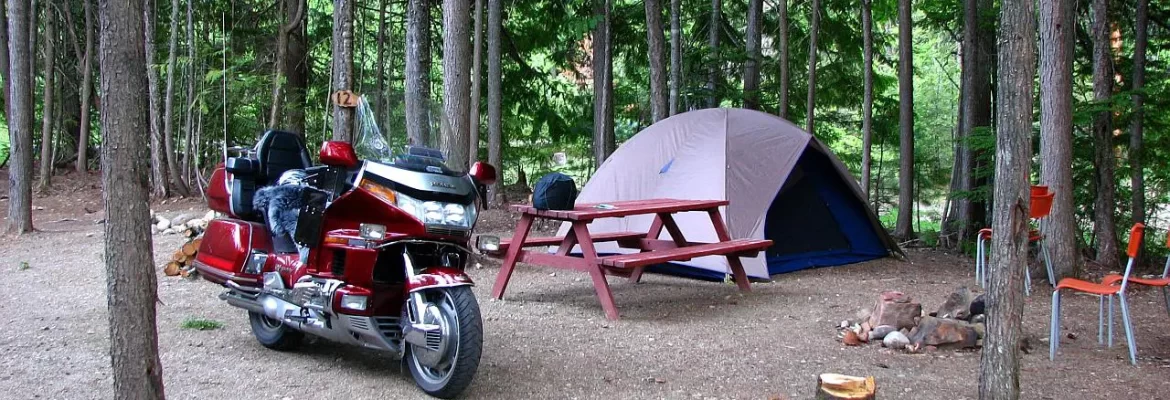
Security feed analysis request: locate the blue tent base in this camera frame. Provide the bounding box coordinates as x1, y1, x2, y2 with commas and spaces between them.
568, 252, 885, 283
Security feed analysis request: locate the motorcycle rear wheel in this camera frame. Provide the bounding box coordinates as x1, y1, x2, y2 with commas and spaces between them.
248, 311, 303, 351
404, 286, 483, 399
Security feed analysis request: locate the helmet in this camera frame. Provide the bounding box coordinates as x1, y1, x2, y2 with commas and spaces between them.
278, 169, 307, 186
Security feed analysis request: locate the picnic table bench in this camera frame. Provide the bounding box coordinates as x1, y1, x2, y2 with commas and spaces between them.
487, 198, 772, 320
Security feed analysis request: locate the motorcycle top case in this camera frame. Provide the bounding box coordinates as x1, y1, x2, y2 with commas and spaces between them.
206, 164, 232, 216
194, 219, 272, 287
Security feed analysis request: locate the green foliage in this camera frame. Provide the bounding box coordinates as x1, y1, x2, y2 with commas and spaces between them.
17, 261, 30, 271
181, 318, 223, 331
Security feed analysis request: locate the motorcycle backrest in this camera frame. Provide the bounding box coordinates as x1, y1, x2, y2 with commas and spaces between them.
255, 130, 312, 185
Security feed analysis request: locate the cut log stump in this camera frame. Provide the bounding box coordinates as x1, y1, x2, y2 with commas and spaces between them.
164, 262, 181, 276
815, 373, 876, 400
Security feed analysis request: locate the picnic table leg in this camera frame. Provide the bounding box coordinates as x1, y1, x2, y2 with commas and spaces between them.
573, 222, 621, 320
707, 208, 752, 292
630, 213, 691, 284
629, 215, 667, 284
491, 214, 534, 300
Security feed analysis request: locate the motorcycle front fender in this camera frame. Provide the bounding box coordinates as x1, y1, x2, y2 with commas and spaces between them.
406, 267, 474, 294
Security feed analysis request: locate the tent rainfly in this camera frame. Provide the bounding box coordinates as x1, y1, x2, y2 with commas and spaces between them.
555, 108, 903, 280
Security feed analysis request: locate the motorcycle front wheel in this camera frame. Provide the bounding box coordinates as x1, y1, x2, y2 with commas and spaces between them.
403, 286, 483, 399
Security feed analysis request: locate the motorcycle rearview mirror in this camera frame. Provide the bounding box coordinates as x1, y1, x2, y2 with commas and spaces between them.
469, 161, 497, 185
320, 141, 359, 169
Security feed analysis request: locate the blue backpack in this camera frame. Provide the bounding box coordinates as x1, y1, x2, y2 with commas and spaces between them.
532, 172, 578, 211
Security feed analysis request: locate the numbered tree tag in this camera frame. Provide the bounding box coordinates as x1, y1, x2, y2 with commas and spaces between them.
332, 90, 360, 108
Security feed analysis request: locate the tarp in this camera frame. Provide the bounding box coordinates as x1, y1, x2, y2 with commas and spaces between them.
555, 108, 902, 280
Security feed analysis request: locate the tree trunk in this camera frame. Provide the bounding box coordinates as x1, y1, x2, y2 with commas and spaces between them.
668, 0, 680, 116
375, 0, 387, 131
405, 0, 431, 145
163, 0, 188, 196
1129, 0, 1148, 227
1090, 0, 1117, 269
470, 0, 483, 164
182, 0, 194, 189
487, 0, 502, 204
97, 0, 166, 396
860, 0, 873, 202
143, 0, 165, 194
442, 0, 471, 168
742, 0, 761, 110
950, 0, 993, 245
978, 0, 1034, 396
777, 0, 788, 119
706, 0, 719, 108
645, 0, 667, 121
268, 0, 304, 130
331, 0, 354, 142
892, 0, 914, 240
286, 0, 307, 135
1039, 0, 1078, 280
36, 1, 55, 192
593, 0, 615, 164
6, 0, 34, 234
804, 0, 820, 134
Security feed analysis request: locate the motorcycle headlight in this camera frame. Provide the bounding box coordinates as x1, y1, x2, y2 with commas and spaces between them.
395, 192, 475, 229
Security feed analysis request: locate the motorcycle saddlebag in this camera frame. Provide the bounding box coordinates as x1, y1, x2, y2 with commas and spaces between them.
194, 219, 272, 287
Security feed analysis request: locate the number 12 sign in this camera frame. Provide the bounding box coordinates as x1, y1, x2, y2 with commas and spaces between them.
332, 90, 360, 108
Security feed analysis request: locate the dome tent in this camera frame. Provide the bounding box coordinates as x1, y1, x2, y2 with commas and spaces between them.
555, 108, 903, 280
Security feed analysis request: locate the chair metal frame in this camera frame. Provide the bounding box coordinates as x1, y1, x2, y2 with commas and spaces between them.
975, 187, 1055, 295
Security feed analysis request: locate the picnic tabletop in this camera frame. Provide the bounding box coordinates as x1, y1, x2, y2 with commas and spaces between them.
509, 198, 729, 221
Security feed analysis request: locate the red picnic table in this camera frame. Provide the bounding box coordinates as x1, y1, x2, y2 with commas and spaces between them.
488, 198, 773, 320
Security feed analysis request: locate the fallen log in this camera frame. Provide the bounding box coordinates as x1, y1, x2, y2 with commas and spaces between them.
815, 373, 875, 400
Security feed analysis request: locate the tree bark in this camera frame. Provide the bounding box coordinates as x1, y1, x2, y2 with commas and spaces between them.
36, 1, 55, 192
668, 0, 680, 116
1039, 0, 1078, 280
860, 0, 873, 202
470, 0, 483, 164
267, 0, 304, 130
442, 0, 471, 168
286, 0, 307, 135
181, 0, 194, 189
593, 0, 615, 164
97, 0, 167, 397
163, 0, 188, 196
6, 0, 34, 234
978, 0, 1034, 396
1090, 0, 1117, 269
332, 0, 354, 142
776, 0, 788, 119
742, 0, 761, 110
405, 0, 431, 145
706, 0, 719, 108
892, 0, 914, 240
143, 0, 165, 194
487, 0, 502, 204
1129, 0, 1148, 227
804, 0, 820, 134
375, 0, 387, 130
644, 0, 668, 121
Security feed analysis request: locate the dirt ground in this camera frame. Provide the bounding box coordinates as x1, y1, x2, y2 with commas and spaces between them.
2, 171, 1169, 400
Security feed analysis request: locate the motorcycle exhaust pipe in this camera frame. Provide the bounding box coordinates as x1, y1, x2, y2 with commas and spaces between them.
219, 290, 265, 314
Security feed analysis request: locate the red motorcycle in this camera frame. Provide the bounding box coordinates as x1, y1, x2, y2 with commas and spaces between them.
194, 126, 496, 398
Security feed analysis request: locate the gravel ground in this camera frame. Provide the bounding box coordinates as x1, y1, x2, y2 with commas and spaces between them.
2, 177, 1169, 400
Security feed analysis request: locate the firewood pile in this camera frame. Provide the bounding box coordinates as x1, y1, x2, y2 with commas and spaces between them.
164, 238, 203, 278
151, 210, 216, 238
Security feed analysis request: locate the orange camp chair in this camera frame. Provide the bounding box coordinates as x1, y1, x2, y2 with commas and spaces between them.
975, 187, 1055, 295
1102, 232, 1170, 317
1049, 222, 1145, 365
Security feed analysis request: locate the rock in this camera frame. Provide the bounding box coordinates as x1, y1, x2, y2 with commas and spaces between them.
171, 213, 199, 227
204, 210, 217, 221
907, 316, 979, 349
155, 219, 171, 230
969, 294, 985, 318
870, 325, 896, 340
935, 286, 973, 320
867, 291, 922, 331
973, 322, 985, 339
883, 331, 910, 350
842, 330, 863, 346
163, 228, 175, 235
186, 218, 208, 230
970, 314, 985, 324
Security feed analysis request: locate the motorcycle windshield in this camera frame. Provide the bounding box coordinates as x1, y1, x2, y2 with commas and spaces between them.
353, 94, 467, 176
